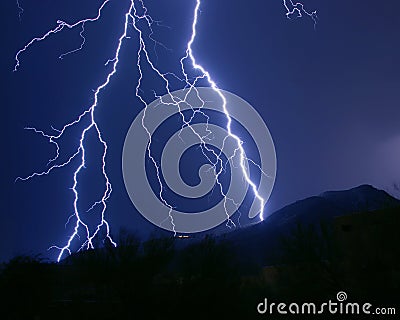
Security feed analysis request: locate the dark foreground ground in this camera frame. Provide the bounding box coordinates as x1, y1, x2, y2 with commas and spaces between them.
1, 205, 399, 319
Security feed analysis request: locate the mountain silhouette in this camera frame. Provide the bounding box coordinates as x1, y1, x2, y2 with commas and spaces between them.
224, 184, 400, 267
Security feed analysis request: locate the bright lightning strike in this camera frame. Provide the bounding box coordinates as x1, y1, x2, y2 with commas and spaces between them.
15, 0, 119, 262
182, 0, 266, 220
15, 0, 316, 261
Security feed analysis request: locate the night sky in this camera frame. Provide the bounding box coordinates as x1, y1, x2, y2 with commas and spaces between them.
1, 0, 399, 262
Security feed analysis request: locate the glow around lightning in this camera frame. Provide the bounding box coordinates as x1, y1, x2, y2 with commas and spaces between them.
15, 0, 316, 261
181, 0, 266, 219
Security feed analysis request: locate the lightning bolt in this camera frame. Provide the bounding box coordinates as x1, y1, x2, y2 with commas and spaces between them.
14, 0, 112, 72
15, 0, 119, 262
183, 0, 268, 220
16, 0, 23, 21
283, 0, 318, 28
131, 0, 240, 232
14, 0, 316, 261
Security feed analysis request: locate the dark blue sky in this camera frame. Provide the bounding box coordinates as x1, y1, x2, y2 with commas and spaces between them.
1, 0, 399, 262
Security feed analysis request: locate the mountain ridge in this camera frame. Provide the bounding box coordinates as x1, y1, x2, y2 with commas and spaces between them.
222, 184, 400, 267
